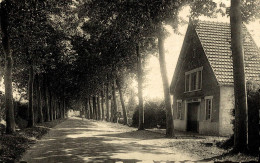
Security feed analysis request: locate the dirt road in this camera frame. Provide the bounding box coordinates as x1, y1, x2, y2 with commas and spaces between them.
21, 117, 200, 163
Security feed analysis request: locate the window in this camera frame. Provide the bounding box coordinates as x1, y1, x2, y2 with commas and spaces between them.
205, 96, 213, 120
185, 67, 203, 92
191, 72, 197, 90
185, 74, 190, 92
177, 100, 182, 119
197, 70, 202, 90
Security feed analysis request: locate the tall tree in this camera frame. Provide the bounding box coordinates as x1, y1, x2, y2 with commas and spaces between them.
36, 74, 43, 123
158, 25, 174, 137
230, 0, 247, 152
92, 96, 97, 120
105, 79, 110, 121
97, 96, 101, 120
136, 44, 144, 130
1, 0, 15, 134
116, 77, 128, 125
88, 98, 93, 119
101, 88, 105, 120
27, 53, 34, 127
44, 75, 50, 121
111, 79, 118, 123
85, 98, 90, 119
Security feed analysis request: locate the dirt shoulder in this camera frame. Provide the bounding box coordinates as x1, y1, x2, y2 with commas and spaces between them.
148, 128, 258, 162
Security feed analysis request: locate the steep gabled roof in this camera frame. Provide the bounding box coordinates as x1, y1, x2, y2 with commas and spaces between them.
170, 20, 260, 94
196, 21, 260, 85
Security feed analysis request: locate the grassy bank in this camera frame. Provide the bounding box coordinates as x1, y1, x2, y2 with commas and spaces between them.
0, 119, 66, 162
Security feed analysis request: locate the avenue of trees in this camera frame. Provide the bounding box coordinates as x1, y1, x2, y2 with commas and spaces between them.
0, 0, 259, 153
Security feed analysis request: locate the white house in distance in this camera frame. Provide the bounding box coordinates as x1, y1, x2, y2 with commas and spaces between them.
170, 20, 260, 136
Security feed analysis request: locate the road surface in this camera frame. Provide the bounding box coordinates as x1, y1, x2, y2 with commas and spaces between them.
21, 117, 199, 163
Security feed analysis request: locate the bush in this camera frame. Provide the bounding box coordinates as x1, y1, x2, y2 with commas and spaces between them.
16, 103, 28, 121
132, 100, 166, 129
247, 81, 259, 154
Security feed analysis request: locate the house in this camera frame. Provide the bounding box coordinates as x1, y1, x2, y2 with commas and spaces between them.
169, 20, 260, 136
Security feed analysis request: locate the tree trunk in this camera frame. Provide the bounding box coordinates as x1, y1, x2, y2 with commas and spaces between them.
101, 90, 105, 121
36, 74, 43, 123
97, 96, 101, 120
158, 26, 175, 137
89, 98, 93, 119
63, 98, 66, 118
230, 0, 247, 151
92, 96, 97, 120
110, 95, 114, 122
27, 58, 34, 128
116, 78, 128, 125
112, 79, 118, 123
85, 98, 89, 119
1, 1, 15, 134
44, 76, 50, 121
49, 92, 53, 121
106, 79, 110, 121
54, 97, 56, 119
57, 101, 60, 119
136, 44, 144, 130
53, 96, 57, 120
63, 87, 66, 118
57, 100, 60, 119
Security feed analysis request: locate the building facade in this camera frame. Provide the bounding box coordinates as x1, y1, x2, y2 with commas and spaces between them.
170, 21, 260, 136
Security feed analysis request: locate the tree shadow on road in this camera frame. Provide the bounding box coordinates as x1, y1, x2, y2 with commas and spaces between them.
21, 118, 185, 163
99, 130, 165, 140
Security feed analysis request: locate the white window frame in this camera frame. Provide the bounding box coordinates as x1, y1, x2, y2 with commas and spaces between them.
177, 100, 182, 120
185, 67, 203, 92
205, 96, 213, 121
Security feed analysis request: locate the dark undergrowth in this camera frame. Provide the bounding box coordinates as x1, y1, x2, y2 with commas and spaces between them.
0, 118, 66, 162
216, 135, 234, 150
216, 135, 259, 158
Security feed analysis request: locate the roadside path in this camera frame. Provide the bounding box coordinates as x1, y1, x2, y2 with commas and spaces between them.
21, 117, 200, 163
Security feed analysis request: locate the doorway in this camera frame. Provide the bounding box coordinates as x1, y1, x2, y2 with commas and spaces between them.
187, 102, 200, 132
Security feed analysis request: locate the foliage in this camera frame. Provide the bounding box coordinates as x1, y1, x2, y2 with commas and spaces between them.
246, 81, 259, 154
0, 0, 259, 137
240, 0, 260, 23
0, 94, 5, 122
132, 100, 166, 129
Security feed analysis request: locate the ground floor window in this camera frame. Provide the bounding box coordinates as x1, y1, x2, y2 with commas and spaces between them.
205, 96, 213, 120
177, 100, 182, 119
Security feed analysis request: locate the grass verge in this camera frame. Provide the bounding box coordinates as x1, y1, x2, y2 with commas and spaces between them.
0, 118, 66, 162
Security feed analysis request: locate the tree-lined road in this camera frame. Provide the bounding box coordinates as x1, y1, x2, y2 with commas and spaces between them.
21, 117, 197, 163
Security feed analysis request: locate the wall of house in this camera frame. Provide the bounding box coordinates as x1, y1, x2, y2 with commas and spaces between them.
172, 29, 221, 135
173, 97, 187, 131
219, 86, 234, 136
199, 97, 220, 135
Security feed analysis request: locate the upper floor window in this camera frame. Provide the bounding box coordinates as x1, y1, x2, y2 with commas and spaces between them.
185, 67, 203, 92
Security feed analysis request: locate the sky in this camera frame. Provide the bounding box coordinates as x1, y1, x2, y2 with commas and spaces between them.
143, 2, 260, 100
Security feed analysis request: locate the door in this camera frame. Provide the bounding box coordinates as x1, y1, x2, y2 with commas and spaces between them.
187, 102, 200, 132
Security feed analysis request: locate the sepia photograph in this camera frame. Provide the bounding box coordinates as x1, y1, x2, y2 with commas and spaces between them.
0, 0, 259, 162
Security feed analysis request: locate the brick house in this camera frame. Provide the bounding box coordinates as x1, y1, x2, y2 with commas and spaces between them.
169, 21, 260, 136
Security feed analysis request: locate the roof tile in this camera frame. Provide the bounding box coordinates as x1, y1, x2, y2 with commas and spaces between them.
195, 21, 260, 85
